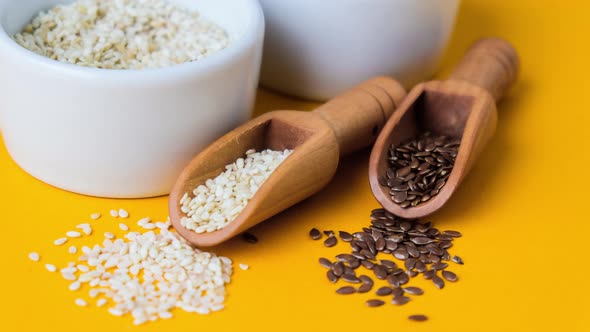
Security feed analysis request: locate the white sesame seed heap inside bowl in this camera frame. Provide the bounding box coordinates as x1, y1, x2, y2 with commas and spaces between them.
180, 149, 293, 233
13, 0, 230, 69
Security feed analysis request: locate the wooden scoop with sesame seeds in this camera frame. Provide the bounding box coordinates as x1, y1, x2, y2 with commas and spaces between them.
169, 77, 407, 247
369, 38, 520, 218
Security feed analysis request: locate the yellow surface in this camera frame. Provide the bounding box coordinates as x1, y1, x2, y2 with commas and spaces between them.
1, 1, 589, 331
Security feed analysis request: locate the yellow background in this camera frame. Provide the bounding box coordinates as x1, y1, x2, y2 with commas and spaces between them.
1, 1, 589, 331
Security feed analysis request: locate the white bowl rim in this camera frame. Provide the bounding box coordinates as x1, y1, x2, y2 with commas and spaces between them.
0, 0, 264, 82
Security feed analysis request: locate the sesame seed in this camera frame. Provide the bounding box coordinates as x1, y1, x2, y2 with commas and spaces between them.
141, 223, 157, 230
159, 311, 173, 319
110, 210, 118, 218
239, 263, 249, 271
89, 289, 99, 298
68, 246, 77, 254
82, 226, 92, 235
156, 222, 169, 230
118, 209, 129, 219
69, 281, 81, 291
137, 217, 151, 226
77, 265, 89, 272
119, 223, 129, 231
104, 232, 115, 239
74, 298, 88, 307
28, 252, 40, 262
75, 224, 87, 230
108, 308, 123, 316
62, 274, 76, 281
54, 237, 68, 246
45, 264, 57, 272
90, 213, 101, 220
66, 231, 82, 238
96, 299, 107, 307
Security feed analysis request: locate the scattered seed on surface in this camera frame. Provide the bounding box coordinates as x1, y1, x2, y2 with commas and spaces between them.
432, 262, 448, 271
76, 223, 92, 235
403, 287, 424, 295
324, 236, 337, 248
90, 213, 101, 220
432, 274, 445, 289
77, 265, 89, 272
339, 231, 353, 242
96, 299, 107, 307
68, 246, 77, 254
376, 286, 393, 296
327, 270, 339, 283
118, 209, 129, 219
69, 281, 81, 291
380, 260, 397, 269
110, 209, 118, 218
392, 296, 411, 305
66, 231, 82, 238
319, 258, 332, 269
358, 283, 373, 293
342, 274, 361, 283
442, 270, 458, 282
28, 252, 40, 262
239, 264, 249, 271
104, 232, 115, 239
452, 255, 464, 265
45, 264, 57, 272
392, 287, 404, 298
54, 237, 68, 246
242, 232, 258, 244
332, 262, 345, 276
443, 230, 462, 238
404, 258, 416, 271
309, 228, 322, 240
119, 223, 129, 231
366, 299, 385, 307
408, 314, 428, 322
336, 286, 356, 295
393, 249, 409, 260
74, 298, 88, 307
359, 275, 374, 285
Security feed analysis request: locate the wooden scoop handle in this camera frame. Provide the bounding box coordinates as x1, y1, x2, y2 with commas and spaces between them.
449, 37, 520, 102
313, 77, 407, 156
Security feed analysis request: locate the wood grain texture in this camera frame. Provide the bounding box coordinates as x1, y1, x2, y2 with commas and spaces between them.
170, 77, 406, 247
369, 37, 519, 219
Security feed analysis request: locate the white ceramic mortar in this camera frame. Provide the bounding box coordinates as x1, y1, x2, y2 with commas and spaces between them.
259, 0, 461, 100
0, 0, 265, 198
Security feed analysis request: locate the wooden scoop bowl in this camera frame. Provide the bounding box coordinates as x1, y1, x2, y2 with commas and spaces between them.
369, 37, 520, 219
170, 77, 406, 247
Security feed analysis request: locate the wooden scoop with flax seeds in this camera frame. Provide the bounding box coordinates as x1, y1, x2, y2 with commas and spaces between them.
169, 77, 407, 247
369, 37, 520, 218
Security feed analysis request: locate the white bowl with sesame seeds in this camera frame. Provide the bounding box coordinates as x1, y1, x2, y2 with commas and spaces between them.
0, 0, 265, 198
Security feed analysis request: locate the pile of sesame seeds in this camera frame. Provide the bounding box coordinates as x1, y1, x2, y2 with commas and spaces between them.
180, 149, 293, 233
28, 208, 233, 325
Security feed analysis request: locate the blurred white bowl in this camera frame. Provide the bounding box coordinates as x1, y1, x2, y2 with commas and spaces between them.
259, 0, 460, 100
0, 0, 265, 198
